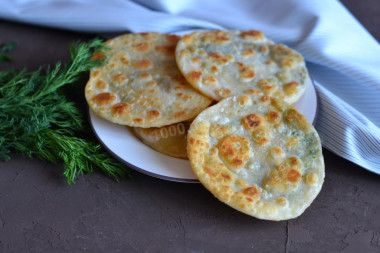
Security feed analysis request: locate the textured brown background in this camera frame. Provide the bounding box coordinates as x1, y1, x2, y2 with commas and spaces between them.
0, 0, 379, 252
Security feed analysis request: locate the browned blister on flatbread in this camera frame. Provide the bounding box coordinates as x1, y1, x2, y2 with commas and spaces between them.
85, 32, 212, 127
176, 30, 309, 104
187, 94, 324, 221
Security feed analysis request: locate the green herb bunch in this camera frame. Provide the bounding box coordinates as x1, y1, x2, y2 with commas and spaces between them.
0, 41, 17, 63
0, 40, 129, 183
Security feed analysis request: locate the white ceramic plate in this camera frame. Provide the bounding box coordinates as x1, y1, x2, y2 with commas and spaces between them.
89, 76, 318, 183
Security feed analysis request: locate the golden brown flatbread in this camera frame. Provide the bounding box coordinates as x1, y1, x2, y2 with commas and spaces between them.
176, 30, 309, 103
85, 32, 212, 127
187, 94, 324, 220
131, 121, 190, 159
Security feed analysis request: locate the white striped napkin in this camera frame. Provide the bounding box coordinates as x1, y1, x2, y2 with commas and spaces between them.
1, 0, 379, 173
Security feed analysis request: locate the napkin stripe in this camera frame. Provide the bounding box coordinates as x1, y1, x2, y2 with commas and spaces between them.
317, 114, 380, 168
301, 49, 380, 91
316, 86, 380, 148
314, 83, 380, 172
308, 62, 380, 128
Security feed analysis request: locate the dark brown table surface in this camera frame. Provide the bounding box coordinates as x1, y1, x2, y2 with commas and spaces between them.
1, 1, 379, 252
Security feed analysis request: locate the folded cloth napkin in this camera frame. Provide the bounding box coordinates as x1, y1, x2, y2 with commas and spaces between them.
1, 0, 379, 174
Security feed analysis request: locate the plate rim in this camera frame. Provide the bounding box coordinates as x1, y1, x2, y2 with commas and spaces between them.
88, 116, 200, 183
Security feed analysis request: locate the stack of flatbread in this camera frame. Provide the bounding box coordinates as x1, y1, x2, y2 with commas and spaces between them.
85, 30, 324, 221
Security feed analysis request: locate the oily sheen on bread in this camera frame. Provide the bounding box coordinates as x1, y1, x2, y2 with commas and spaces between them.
187, 94, 324, 220
85, 32, 212, 128
176, 30, 309, 104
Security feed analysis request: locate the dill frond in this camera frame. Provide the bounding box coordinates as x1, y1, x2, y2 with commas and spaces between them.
0, 41, 17, 63
0, 39, 130, 184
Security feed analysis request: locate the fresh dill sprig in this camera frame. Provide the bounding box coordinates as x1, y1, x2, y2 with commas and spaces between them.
0, 39, 130, 184
0, 41, 17, 63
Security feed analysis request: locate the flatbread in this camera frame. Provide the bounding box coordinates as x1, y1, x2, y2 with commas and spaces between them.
131, 121, 190, 159
187, 94, 324, 220
175, 30, 309, 103
85, 32, 212, 127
